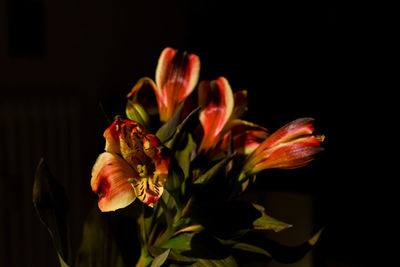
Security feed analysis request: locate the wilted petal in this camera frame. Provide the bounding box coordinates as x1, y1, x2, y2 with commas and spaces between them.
133, 178, 164, 207
155, 47, 200, 122
91, 152, 137, 212
198, 77, 234, 153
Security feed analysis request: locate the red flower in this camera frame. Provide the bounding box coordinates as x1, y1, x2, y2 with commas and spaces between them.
243, 118, 324, 175
198, 77, 268, 156
127, 47, 200, 122
91, 118, 170, 211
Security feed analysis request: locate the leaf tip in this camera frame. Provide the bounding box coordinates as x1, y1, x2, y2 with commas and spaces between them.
308, 228, 324, 246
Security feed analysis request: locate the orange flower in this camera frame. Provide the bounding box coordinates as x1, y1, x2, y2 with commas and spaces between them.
243, 118, 324, 175
127, 47, 200, 123
91, 118, 170, 211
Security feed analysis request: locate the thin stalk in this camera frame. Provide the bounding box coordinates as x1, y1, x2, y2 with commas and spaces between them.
153, 197, 175, 247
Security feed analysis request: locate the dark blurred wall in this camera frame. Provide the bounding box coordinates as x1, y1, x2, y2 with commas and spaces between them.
0, 1, 366, 267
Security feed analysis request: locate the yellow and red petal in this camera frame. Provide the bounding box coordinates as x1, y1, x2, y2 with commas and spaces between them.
155, 47, 200, 122
221, 120, 269, 155
252, 136, 324, 172
133, 178, 164, 207
104, 118, 147, 154
143, 134, 170, 184
198, 77, 234, 153
91, 152, 137, 212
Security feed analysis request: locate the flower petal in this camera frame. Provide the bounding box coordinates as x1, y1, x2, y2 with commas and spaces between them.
220, 120, 269, 155
143, 134, 170, 185
252, 136, 324, 172
133, 178, 164, 207
232, 90, 248, 119
104, 118, 147, 153
253, 117, 316, 155
127, 77, 159, 115
104, 118, 150, 168
198, 77, 234, 153
91, 152, 137, 212
104, 120, 121, 154
155, 47, 200, 122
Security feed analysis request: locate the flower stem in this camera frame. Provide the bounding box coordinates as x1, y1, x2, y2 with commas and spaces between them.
135, 246, 153, 267
153, 197, 175, 247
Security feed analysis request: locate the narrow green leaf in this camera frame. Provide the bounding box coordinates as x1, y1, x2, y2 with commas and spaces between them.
165, 161, 185, 206
193, 256, 238, 267
75, 206, 126, 267
169, 107, 201, 152
58, 255, 70, 267
236, 229, 324, 264
308, 228, 324, 246
150, 248, 171, 267
231, 242, 271, 257
160, 232, 195, 250
156, 103, 185, 142
174, 133, 195, 179
33, 158, 70, 266
252, 203, 292, 232
173, 225, 204, 236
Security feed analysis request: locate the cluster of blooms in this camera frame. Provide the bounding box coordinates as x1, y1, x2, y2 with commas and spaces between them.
91, 47, 324, 213
86, 47, 325, 267
32, 47, 325, 267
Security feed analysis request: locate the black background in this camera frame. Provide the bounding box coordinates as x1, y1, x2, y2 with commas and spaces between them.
1, 1, 377, 266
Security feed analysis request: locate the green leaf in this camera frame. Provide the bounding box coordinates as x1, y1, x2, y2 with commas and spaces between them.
167, 249, 237, 266
168, 107, 201, 152
230, 242, 271, 258
252, 203, 292, 232
193, 156, 233, 185
160, 232, 195, 250
173, 224, 204, 236
150, 248, 171, 267
165, 161, 185, 206
193, 256, 238, 267
174, 133, 195, 179
75, 206, 126, 267
58, 255, 70, 267
125, 100, 150, 129
33, 158, 70, 266
237, 229, 324, 264
156, 103, 185, 143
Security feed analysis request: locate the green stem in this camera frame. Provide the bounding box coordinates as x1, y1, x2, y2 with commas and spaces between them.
135, 246, 153, 267
137, 206, 147, 245
136, 207, 153, 267
153, 197, 175, 247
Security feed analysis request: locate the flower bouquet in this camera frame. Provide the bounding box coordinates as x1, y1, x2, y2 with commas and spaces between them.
33, 47, 324, 266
